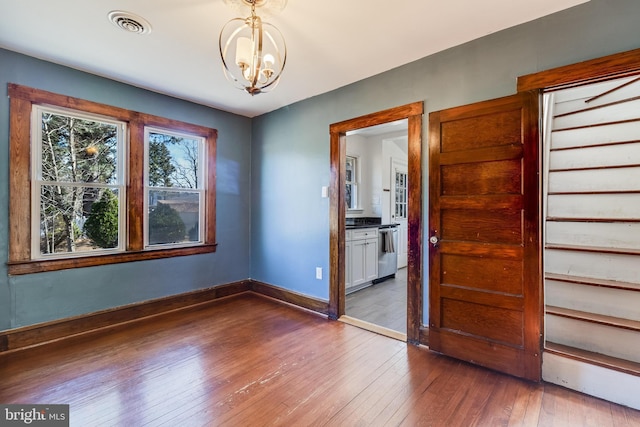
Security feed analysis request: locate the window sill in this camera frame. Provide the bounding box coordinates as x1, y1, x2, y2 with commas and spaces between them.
7, 244, 217, 276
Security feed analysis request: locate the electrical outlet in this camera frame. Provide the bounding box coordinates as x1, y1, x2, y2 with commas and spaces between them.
316, 267, 322, 280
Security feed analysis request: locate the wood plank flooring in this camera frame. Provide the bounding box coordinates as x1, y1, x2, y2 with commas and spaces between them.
346, 267, 407, 334
1, 293, 639, 426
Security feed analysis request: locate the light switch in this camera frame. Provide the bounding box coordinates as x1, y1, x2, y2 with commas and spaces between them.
321, 186, 329, 198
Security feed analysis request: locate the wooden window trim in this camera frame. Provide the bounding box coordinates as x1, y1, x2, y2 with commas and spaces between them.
7, 83, 217, 275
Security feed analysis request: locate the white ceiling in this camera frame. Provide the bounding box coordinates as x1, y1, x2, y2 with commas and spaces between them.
0, 0, 588, 118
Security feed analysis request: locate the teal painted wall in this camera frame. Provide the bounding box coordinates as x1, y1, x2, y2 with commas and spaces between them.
0, 49, 252, 329
250, 0, 640, 324
3, 0, 640, 331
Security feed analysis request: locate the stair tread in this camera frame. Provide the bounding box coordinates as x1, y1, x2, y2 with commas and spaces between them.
545, 272, 640, 292
546, 305, 640, 332
545, 243, 640, 256
546, 341, 640, 377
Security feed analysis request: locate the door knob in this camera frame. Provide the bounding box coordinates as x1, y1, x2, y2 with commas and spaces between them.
429, 235, 439, 246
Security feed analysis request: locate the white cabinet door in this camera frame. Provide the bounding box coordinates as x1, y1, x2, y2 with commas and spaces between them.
364, 237, 378, 282
350, 239, 368, 288
345, 240, 353, 290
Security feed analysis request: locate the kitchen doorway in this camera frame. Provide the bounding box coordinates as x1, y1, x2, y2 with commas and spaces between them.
328, 102, 424, 344
343, 122, 409, 337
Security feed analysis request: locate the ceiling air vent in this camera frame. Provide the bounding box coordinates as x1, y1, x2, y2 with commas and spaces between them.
108, 11, 152, 35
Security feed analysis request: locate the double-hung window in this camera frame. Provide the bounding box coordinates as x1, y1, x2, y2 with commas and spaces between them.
144, 128, 205, 247
32, 106, 127, 257
8, 84, 217, 275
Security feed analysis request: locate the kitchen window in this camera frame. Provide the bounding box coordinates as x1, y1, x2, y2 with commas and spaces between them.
346, 155, 359, 210
7, 84, 217, 275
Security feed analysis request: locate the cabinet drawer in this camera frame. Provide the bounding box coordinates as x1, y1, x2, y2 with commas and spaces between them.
351, 227, 378, 241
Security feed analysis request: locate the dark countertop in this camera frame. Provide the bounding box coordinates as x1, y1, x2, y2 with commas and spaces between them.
346, 223, 398, 230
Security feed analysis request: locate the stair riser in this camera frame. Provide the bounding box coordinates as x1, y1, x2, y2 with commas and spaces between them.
546, 314, 640, 363
546, 280, 640, 322
545, 249, 640, 284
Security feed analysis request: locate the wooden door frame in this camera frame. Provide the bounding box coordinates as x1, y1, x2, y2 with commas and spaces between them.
329, 102, 424, 344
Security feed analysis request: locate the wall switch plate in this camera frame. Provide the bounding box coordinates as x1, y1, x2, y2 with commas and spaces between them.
321, 186, 329, 198
316, 267, 322, 280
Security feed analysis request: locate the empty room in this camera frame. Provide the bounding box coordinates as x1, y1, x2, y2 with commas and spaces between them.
1, 0, 640, 425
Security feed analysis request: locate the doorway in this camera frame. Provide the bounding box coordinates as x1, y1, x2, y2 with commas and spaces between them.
328, 102, 424, 344
343, 121, 409, 337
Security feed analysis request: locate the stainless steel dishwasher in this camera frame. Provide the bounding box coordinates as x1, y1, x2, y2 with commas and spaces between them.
374, 224, 398, 283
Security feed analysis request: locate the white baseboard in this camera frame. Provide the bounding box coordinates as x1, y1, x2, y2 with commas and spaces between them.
543, 352, 640, 410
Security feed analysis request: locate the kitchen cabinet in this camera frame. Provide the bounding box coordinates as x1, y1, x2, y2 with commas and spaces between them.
346, 227, 378, 292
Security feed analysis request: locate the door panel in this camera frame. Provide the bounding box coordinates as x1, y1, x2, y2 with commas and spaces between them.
428, 92, 541, 381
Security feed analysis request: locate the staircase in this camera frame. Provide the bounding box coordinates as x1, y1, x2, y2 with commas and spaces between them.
543, 75, 640, 407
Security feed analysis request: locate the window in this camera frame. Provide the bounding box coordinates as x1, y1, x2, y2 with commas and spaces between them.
345, 155, 359, 210
33, 106, 127, 258
145, 128, 205, 247
394, 170, 408, 220
8, 84, 217, 275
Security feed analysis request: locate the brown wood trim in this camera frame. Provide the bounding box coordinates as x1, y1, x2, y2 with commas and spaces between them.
250, 280, 329, 315
546, 305, 640, 332
406, 112, 423, 344
517, 48, 640, 92
0, 280, 252, 353
418, 326, 429, 347
545, 341, 640, 377
8, 96, 32, 263
8, 83, 137, 121
7, 244, 218, 275
545, 244, 640, 256
7, 83, 219, 274
205, 129, 217, 246
128, 115, 145, 251
329, 103, 424, 134
328, 101, 424, 341
545, 272, 640, 292
328, 129, 345, 320
521, 90, 543, 382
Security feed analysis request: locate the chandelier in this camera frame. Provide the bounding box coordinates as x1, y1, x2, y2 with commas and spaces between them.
219, 0, 288, 95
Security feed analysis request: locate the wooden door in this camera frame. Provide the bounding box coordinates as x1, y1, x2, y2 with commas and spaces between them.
428, 92, 541, 381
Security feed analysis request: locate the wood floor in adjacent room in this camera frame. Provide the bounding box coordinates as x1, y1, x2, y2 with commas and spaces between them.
1, 293, 639, 426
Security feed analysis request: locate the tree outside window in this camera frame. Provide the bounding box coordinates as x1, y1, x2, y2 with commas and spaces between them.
145, 129, 205, 247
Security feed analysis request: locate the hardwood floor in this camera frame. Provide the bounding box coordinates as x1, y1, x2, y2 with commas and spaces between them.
1, 293, 639, 426
346, 267, 407, 334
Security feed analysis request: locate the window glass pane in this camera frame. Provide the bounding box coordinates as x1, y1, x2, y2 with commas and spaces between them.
40, 112, 119, 184
148, 190, 201, 245
148, 132, 201, 189
40, 186, 120, 254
